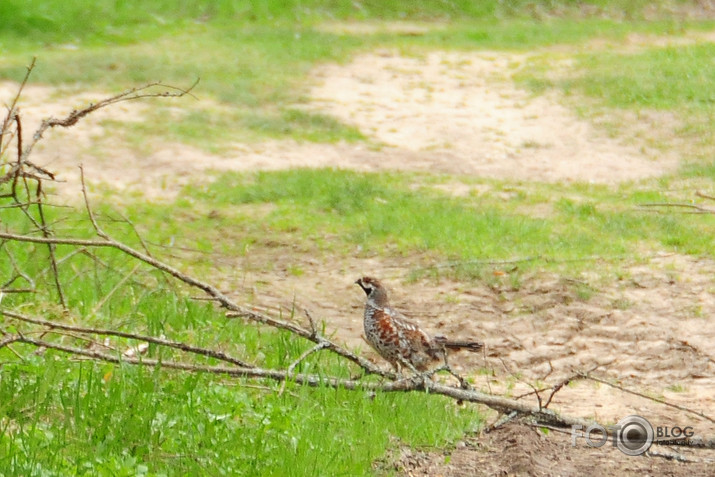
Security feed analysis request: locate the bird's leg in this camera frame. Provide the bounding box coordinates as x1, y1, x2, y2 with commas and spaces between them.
425, 351, 471, 390
399, 357, 420, 375
447, 367, 471, 390
392, 360, 406, 379
444, 353, 471, 389
395, 357, 427, 387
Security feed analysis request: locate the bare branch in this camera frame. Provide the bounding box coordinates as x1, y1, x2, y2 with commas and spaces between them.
639, 203, 715, 214
1, 309, 253, 368
19, 81, 198, 164
484, 411, 518, 433
80, 164, 108, 239
513, 364, 601, 409
112, 209, 177, 292
287, 342, 328, 376
305, 309, 318, 336
227, 309, 392, 378
543, 376, 570, 409
4, 332, 595, 430
35, 181, 66, 308
0, 231, 234, 303
672, 339, 715, 365
695, 191, 715, 202
4, 247, 36, 290
0, 288, 35, 294
0, 228, 390, 377
0, 334, 21, 349
0, 57, 36, 158
645, 449, 699, 463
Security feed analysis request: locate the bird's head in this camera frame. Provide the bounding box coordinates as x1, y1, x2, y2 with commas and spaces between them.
355, 276, 389, 305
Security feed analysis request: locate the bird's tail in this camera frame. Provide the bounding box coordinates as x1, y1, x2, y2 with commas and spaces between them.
434, 336, 483, 352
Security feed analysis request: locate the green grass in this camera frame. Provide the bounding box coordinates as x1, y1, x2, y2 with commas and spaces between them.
0, 333, 481, 476
3, 164, 711, 473
177, 169, 715, 270
516, 39, 715, 165
0, 24, 367, 146
520, 43, 715, 111
0, 204, 481, 475
0, 0, 695, 46
3, 168, 712, 473
1, 2, 712, 150
567, 44, 715, 110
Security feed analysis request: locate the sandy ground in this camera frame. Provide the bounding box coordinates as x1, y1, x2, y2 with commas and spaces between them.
223, 248, 715, 475
308, 50, 678, 182
221, 247, 715, 427
3, 44, 714, 474
0, 47, 680, 199
389, 421, 715, 476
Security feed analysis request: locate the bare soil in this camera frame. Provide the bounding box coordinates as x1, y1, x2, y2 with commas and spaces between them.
387, 421, 715, 476
3, 45, 714, 475
308, 50, 678, 183
224, 246, 715, 445
0, 48, 681, 198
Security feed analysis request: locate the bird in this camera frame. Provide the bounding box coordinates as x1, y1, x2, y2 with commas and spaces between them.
355, 276, 482, 373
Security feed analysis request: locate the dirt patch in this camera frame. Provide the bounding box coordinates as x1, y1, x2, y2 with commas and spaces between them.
389, 422, 715, 476
3, 47, 682, 200
309, 50, 678, 183
317, 21, 445, 36
222, 245, 715, 436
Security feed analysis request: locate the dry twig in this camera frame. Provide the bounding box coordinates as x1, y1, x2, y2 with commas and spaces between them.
1, 309, 252, 368
0, 330, 594, 429
639, 202, 715, 214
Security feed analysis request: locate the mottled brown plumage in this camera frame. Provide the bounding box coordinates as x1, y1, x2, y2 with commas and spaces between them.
355, 276, 482, 372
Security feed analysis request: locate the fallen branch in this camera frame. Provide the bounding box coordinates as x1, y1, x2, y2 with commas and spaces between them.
0, 57, 35, 161
0, 229, 391, 377
1, 309, 253, 368
19, 80, 198, 166
8, 327, 715, 449
2, 331, 592, 429
639, 202, 715, 214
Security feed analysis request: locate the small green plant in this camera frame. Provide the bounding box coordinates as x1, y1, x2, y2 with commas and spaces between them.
666, 383, 687, 393
612, 297, 633, 310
